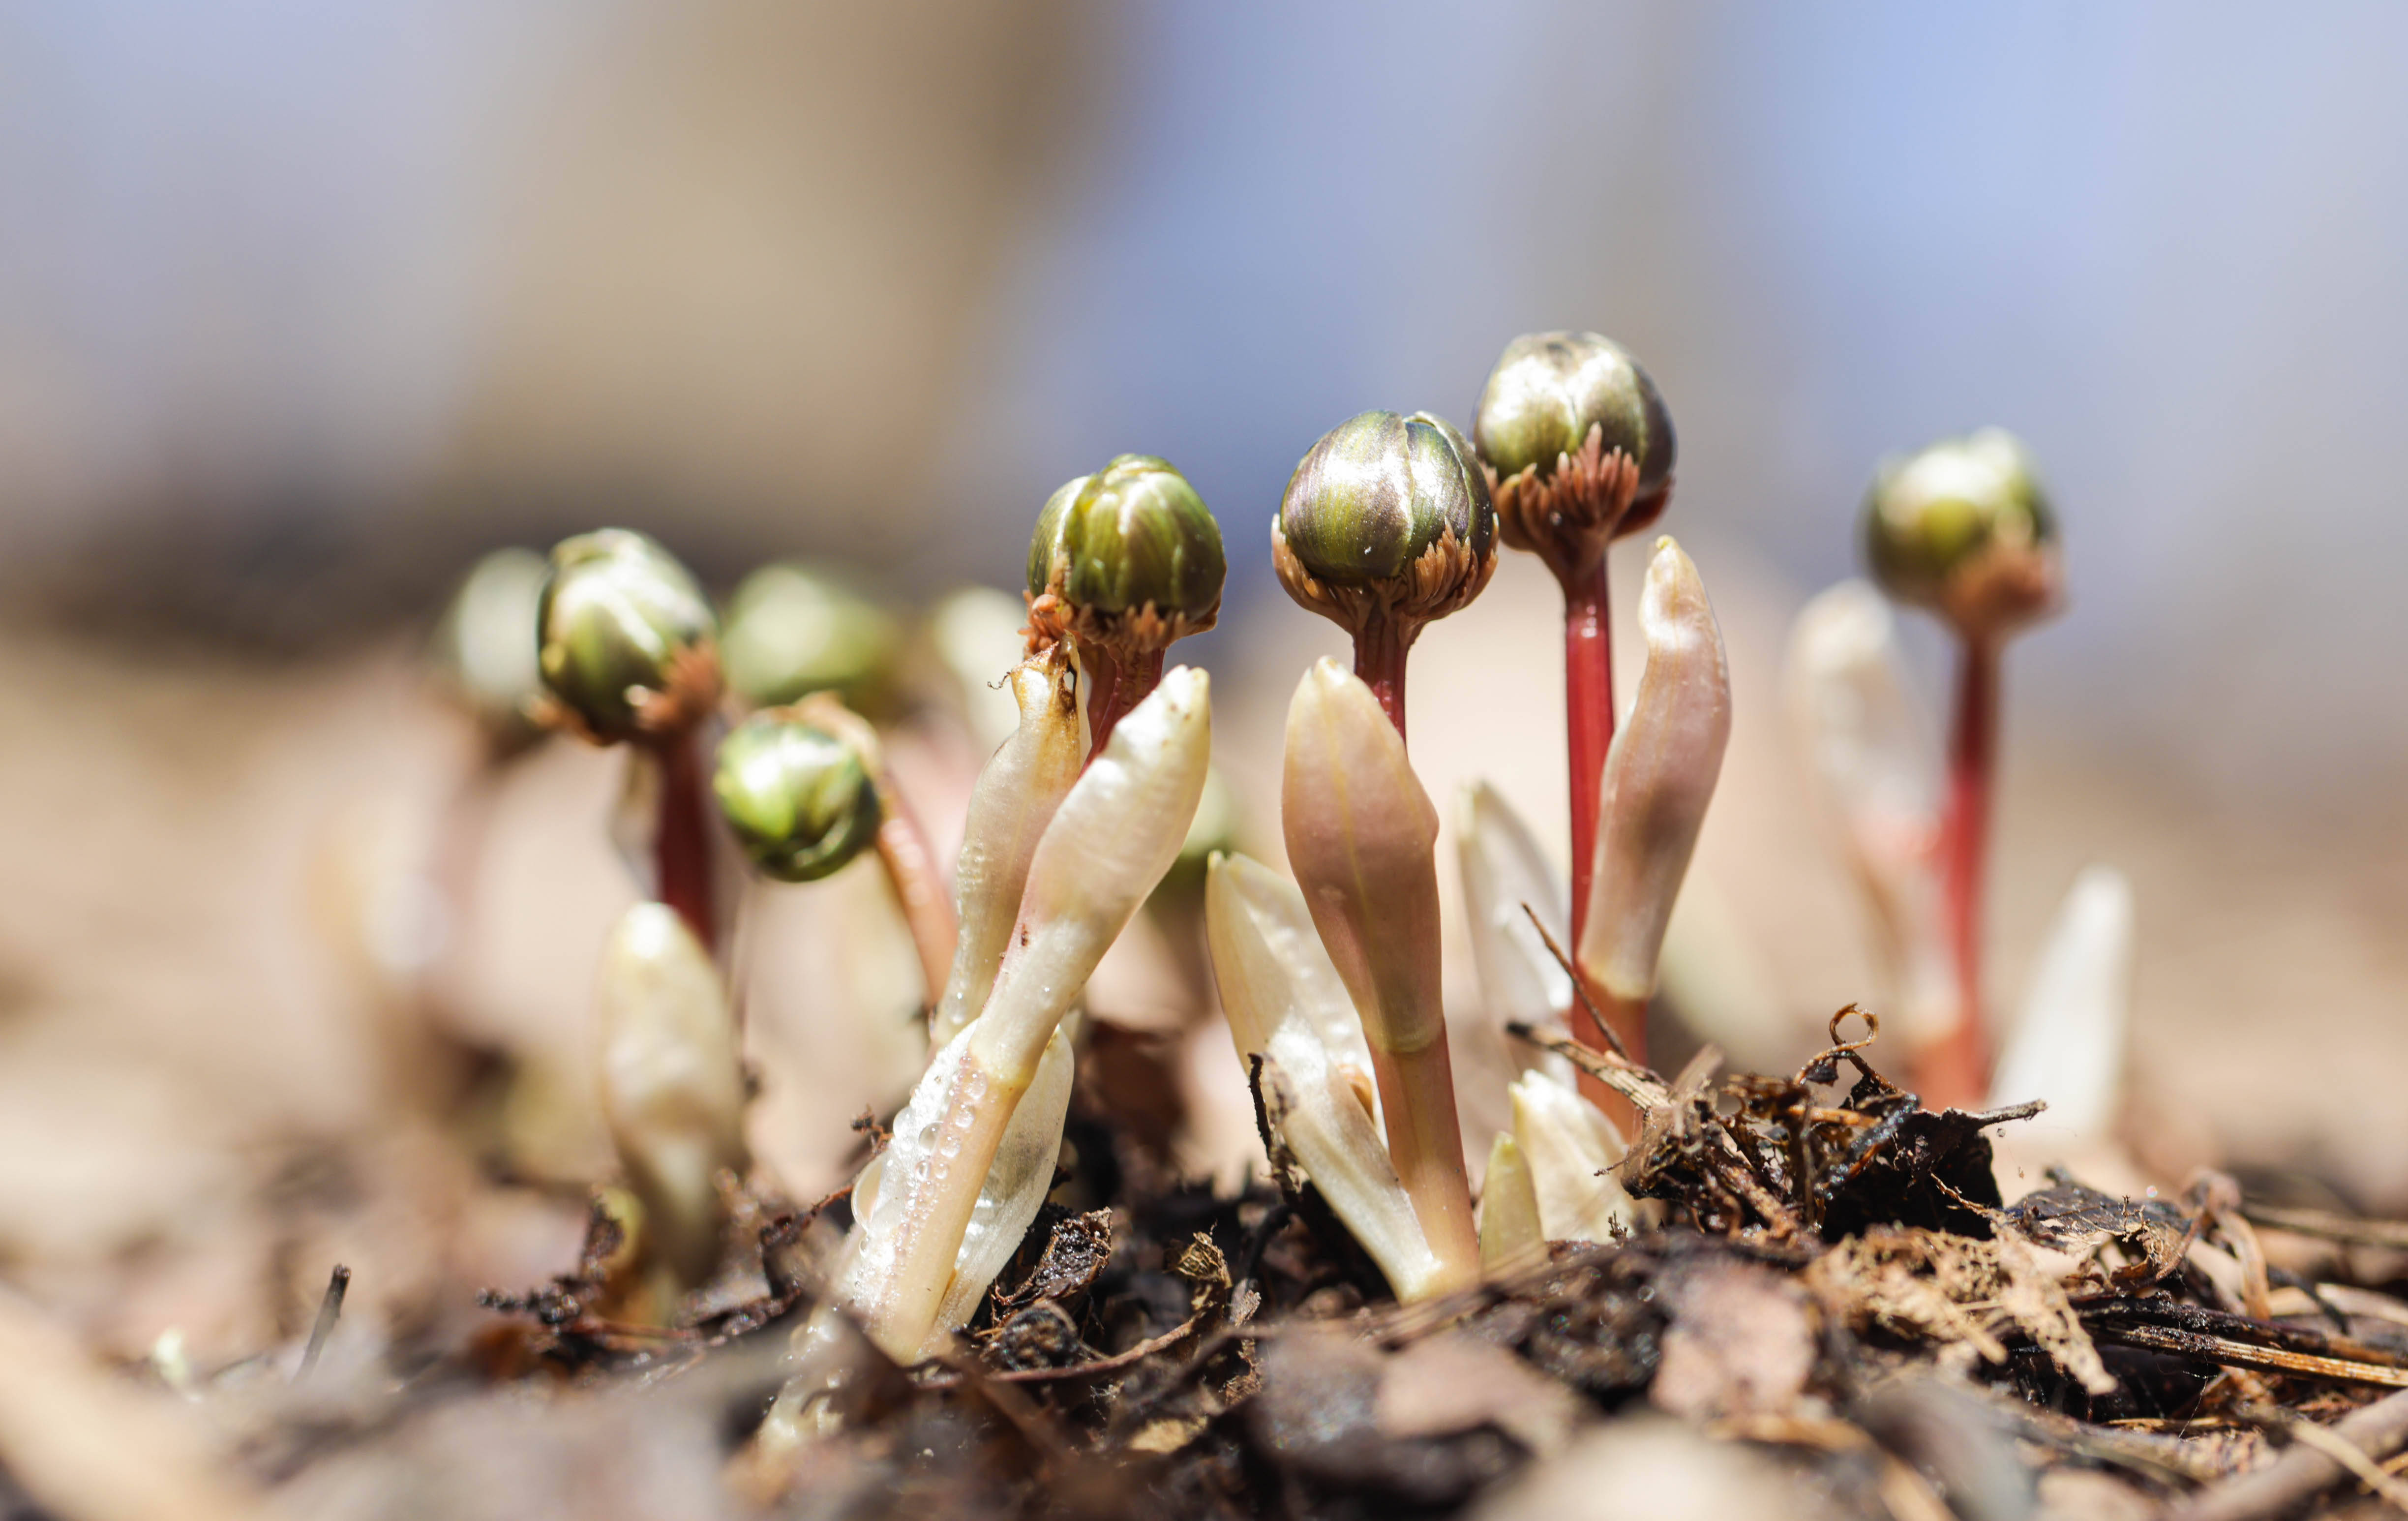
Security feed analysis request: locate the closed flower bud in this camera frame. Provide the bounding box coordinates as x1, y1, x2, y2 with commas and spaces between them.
1473, 332, 1675, 579
429, 546, 548, 753
721, 562, 900, 714
1862, 428, 2060, 638
537, 529, 722, 744
713, 709, 881, 882
1025, 456, 1223, 660
1273, 410, 1497, 638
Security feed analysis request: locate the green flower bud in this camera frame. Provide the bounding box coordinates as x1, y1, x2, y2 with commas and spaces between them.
429, 546, 548, 752
713, 709, 882, 882
1024, 474, 1088, 603
721, 561, 900, 713
1862, 428, 2061, 638
1273, 410, 1496, 635
1026, 456, 1223, 658
537, 529, 722, 744
1473, 332, 1675, 576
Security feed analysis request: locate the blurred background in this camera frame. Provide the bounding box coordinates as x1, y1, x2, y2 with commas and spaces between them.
3, 0, 2406, 1353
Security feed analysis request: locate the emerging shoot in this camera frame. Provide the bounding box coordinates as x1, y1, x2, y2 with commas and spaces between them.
1274, 409, 1497, 736
539, 529, 726, 949
835, 669, 1212, 1361
1026, 456, 1224, 760
596, 903, 748, 1315
1862, 428, 2061, 1108
1784, 580, 1954, 1051
1575, 539, 1731, 1080
1474, 331, 1676, 961
1281, 659, 1480, 1288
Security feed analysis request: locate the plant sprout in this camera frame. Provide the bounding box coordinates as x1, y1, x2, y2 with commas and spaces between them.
1573, 537, 1731, 1087
1026, 456, 1224, 760
1273, 409, 1497, 737
1281, 658, 1481, 1286
1473, 332, 1676, 993
537, 529, 727, 950
595, 902, 748, 1318
830, 668, 1211, 1362
1861, 428, 2061, 1108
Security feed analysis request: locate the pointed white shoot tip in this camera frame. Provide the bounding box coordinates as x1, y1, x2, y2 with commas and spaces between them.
1510, 1071, 1634, 1245
932, 655, 1085, 1047
1987, 866, 2135, 1139
597, 902, 748, 1290
1479, 1131, 1544, 1273
1578, 538, 1732, 1002
1456, 780, 1576, 1082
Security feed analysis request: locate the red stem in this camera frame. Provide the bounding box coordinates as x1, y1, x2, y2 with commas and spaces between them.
1562, 560, 1615, 947
1081, 643, 1165, 764
1558, 558, 1642, 1094
1352, 614, 1413, 743
648, 727, 717, 954
1918, 635, 1999, 1110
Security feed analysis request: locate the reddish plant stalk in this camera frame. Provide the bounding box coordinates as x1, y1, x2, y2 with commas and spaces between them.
1561, 560, 1616, 950
871, 784, 959, 1013
1558, 558, 1640, 1100
1917, 635, 1999, 1110
1080, 644, 1165, 763
648, 727, 717, 954
1352, 616, 1414, 741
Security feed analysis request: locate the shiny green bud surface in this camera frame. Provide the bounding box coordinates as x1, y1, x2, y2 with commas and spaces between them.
1058, 455, 1225, 624
721, 561, 900, 711
1025, 474, 1089, 600
430, 546, 548, 750
1862, 428, 2060, 636
1279, 410, 1495, 592
537, 529, 721, 743
713, 710, 882, 882
1474, 332, 1675, 508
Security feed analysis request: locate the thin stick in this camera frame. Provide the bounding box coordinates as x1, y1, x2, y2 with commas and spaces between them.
1917, 635, 1998, 1109
1522, 899, 1641, 1133
1520, 903, 1630, 1062
2083, 1323, 2408, 1390
295, 1265, 351, 1382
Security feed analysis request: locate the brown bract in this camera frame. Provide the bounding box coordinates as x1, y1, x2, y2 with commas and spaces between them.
532, 640, 724, 746
1486, 424, 1659, 585
1270, 519, 1495, 643
1933, 538, 2064, 640
1021, 584, 1216, 663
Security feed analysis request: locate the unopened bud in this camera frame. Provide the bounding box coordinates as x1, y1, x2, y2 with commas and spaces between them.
538, 529, 722, 743
1273, 410, 1496, 638
1862, 428, 2060, 638
1024, 456, 1224, 659
1473, 332, 1675, 579
713, 709, 881, 882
